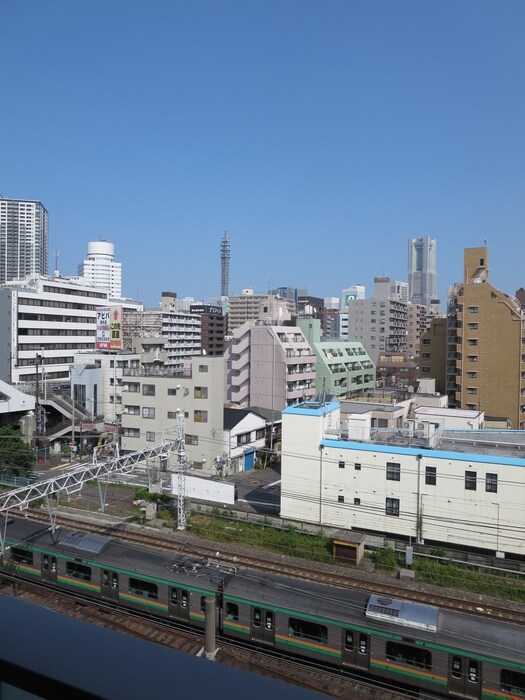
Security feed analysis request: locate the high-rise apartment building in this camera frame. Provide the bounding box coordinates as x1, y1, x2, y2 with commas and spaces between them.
347, 298, 408, 364
78, 241, 122, 297
408, 236, 437, 308
0, 197, 48, 285
445, 247, 525, 429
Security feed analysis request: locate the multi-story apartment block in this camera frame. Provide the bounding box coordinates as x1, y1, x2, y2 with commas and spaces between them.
0, 275, 109, 384
418, 317, 447, 395
123, 292, 201, 369
190, 304, 227, 356
120, 356, 225, 476
347, 298, 408, 364
297, 318, 375, 399
281, 400, 525, 557
0, 197, 48, 285
339, 286, 365, 340
227, 289, 294, 334
78, 240, 122, 298
446, 247, 525, 429
373, 277, 409, 303
408, 236, 437, 308
406, 303, 428, 357
225, 321, 316, 410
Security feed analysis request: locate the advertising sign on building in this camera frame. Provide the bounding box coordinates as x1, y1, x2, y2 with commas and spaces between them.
96, 306, 123, 350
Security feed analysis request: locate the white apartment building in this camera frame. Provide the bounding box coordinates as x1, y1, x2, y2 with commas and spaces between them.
0, 275, 109, 385
78, 241, 122, 298
120, 356, 225, 476
281, 400, 525, 557
0, 197, 48, 285
347, 298, 408, 364
225, 321, 316, 410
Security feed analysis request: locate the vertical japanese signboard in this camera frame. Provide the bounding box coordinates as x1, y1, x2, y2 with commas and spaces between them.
96, 306, 123, 350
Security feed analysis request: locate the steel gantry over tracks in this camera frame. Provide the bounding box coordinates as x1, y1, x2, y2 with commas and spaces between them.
0, 441, 176, 556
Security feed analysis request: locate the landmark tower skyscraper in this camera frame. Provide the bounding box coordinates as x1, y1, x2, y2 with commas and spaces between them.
408, 236, 437, 308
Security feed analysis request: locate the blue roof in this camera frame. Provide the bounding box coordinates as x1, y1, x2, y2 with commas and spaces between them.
284, 401, 339, 417
321, 438, 525, 467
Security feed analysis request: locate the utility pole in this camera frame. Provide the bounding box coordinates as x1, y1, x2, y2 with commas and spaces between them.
176, 411, 187, 531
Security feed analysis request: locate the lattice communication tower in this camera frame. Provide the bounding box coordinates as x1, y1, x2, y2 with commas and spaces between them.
220, 231, 230, 297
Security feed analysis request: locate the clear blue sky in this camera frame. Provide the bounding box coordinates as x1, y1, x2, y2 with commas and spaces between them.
2, 0, 524, 307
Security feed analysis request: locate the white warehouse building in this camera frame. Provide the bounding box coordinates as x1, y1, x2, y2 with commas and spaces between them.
281, 401, 525, 558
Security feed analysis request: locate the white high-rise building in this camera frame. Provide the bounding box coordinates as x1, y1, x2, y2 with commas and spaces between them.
78, 241, 122, 297
0, 197, 48, 285
408, 237, 437, 308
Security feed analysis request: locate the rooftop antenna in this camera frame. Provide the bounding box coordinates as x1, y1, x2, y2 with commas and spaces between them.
54, 249, 60, 274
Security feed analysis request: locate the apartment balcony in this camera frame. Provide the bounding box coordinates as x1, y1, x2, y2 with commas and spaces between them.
231, 355, 249, 372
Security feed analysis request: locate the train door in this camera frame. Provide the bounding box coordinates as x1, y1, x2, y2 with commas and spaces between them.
169, 587, 190, 622
341, 629, 370, 671
251, 607, 275, 645
41, 555, 58, 584
101, 570, 119, 601
448, 656, 481, 699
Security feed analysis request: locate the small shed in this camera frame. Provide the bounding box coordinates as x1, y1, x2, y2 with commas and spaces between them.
332, 531, 366, 566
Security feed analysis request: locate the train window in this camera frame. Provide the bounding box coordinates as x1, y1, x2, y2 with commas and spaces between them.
129, 577, 158, 600
501, 669, 525, 696
359, 634, 368, 654
451, 657, 462, 679
253, 608, 261, 627
386, 641, 431, 670
66, 561, 91, 582
181, 590, 188, 608
266, 612, 274, 631
226, 602, 239, 621
468, 660, 479, 683
170, 588, 178, 604
102, 571, 109, 586
11, 547, 33, 566
43, 555, 49, 571
200, 596, 207, 614
344, 630, 354, 650
51, 558, 57, 574
288, 617, 327, 644
111, 573, 118, 589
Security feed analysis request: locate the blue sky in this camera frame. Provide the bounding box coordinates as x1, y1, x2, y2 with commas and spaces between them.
2, 1, 524, 307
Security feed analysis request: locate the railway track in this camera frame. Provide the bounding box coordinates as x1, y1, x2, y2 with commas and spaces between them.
20, 509, 525, 625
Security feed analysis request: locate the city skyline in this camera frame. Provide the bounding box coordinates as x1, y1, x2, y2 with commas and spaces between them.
2, 1, 524, 306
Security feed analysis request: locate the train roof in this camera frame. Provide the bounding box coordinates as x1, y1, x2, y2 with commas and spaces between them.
5, 517, 232, 592
224, 571, 525, 665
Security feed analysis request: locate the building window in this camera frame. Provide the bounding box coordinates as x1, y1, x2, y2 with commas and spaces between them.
386, 462, 400, 481
167, 411, 178, 419
467, 355, 478, 362
338, 495, 344, 503
194, 386, 208, 399
167, 388, 178, 396
486, 473, 498, 493
338, 460, 345, 469
468, 322, 478, 329
465, 471, 477, 490
185, 434, 199, 446
146, 432, 155, 442
142, 384, 155, 396
467, 371, 477, 378
122, 428, 140, 438
354, 497, 361, 505
468, 306, 479, 313
425, 466, 437, 486
386, 498, 400, 516
194, 410, 208, 423
468, 338, 478, 346
421, 367, 430, 373
256, 428, 265, 440
198, 364, 208, 373
142, 407, 155, 419
354, 463, 361, 470
125, 405, 140, 415
237, 432, 251, 446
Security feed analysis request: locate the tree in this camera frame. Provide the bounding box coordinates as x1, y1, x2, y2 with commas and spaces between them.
0, 426, 34, 475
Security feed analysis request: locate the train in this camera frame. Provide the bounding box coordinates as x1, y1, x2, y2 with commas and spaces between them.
1, 516, 524, 699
